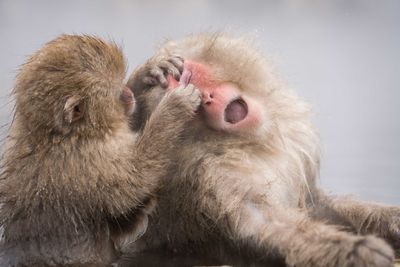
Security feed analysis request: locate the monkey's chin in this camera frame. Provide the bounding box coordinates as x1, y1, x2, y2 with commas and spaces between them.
224, 97, 248, 124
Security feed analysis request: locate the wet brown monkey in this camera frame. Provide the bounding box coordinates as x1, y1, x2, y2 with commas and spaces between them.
0, 35, 200, 266
126, 33, 399, 267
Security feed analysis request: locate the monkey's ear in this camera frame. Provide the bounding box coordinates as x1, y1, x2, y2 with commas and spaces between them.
64, 95, 85, 124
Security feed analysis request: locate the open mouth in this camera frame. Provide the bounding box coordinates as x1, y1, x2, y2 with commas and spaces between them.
179, 69, 192, 86
224, 97, 248, 124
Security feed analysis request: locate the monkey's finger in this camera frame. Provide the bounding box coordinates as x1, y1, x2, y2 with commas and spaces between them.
149, 68, 168, 88
185, 84, 198, 96
171, 54, 184, 62
158, 61, 181, 81
168, 55, 184, 72
186, 83, 195, 92
186, 85, 202, 108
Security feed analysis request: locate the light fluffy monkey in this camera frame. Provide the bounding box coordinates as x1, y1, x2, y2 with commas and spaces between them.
126, 33, 399, 267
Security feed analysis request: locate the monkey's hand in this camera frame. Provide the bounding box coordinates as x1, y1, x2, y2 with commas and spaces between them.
164, 83, 201, 114
143, 55, 184, 88
127, 55, 184, 93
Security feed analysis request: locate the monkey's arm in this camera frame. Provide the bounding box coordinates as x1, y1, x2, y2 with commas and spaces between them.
192, 165, 394, 267
310, 190, 400, 250
238, 206, 394, 267
108, 58, 192, 253
109, 84, 200, 252
109, 84, 199, 211
132, 83, 199, 179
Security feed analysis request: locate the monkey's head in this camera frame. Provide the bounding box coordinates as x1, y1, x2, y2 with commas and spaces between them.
156, 33, 319, 195
159, 33, 290, 138
14, 35, 134, 139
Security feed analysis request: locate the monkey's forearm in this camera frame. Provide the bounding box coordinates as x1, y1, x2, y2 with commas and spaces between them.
312, 191, 400, 248
104, 87, 199, 243
216, 202, 394, 267
132, 84, 199, 179
105, 86, 199, 251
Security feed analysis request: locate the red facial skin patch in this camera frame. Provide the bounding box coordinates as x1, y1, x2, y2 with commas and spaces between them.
167, 60, 215, 89
167, 60, 262, 132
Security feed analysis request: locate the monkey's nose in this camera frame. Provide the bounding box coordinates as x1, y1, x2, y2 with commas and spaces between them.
202, 92, 214, 106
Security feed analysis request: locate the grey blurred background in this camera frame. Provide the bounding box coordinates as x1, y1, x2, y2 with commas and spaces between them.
0, 0, 399, 204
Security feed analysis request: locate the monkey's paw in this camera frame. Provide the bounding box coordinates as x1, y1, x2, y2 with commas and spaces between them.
143, 55, 184, 88
169, 84, 201, 113
345, 235, 394, 267
291, 235, 394, 267
155, 84, 200, 123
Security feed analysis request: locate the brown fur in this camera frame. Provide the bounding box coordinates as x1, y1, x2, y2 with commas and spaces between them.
0, 35, 200, 266
126, 33, 399, 267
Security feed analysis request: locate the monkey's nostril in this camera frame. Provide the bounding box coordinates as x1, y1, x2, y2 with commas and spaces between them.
209, 94, 214, 99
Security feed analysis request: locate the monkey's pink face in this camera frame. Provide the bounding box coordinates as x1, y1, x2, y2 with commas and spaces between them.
168, 60, 263, 133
